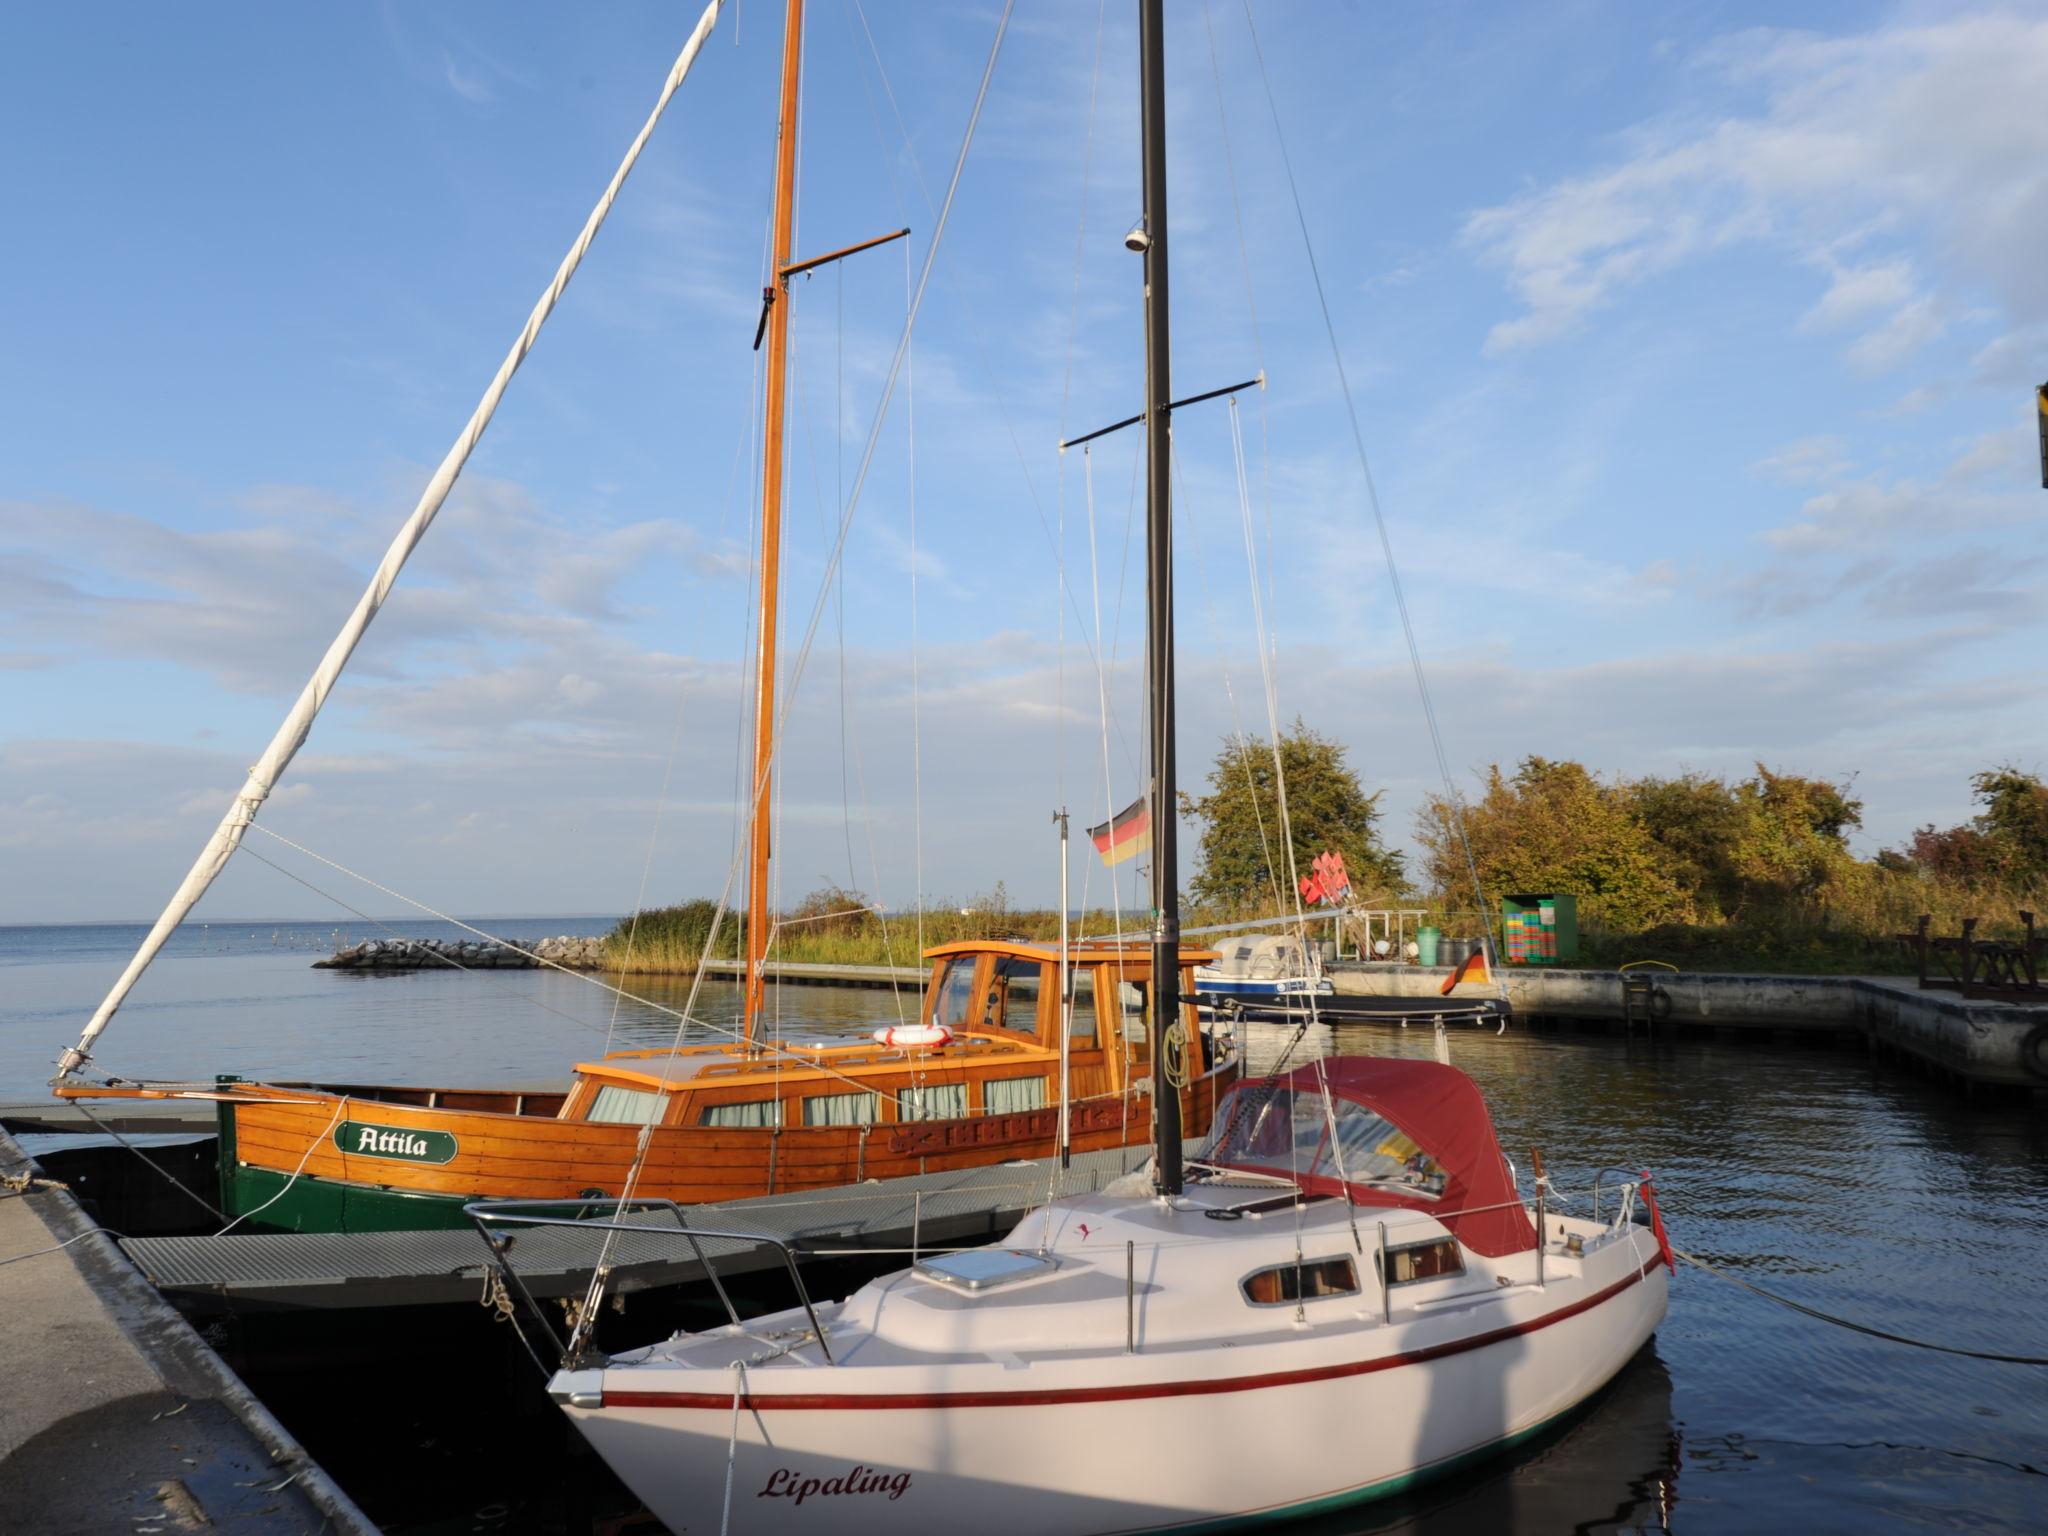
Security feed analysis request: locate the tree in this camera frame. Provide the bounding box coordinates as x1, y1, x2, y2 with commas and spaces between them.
1969, 766, 2048, 883
1417, 757, 1685, 930
1182, 720, 1403, 911
1629, 773, 1747, 921
1899, 767, 2048, 888
1724, 766, 1864, 908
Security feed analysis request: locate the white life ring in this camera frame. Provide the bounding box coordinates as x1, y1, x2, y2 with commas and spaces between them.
872, 1023, 954, 1050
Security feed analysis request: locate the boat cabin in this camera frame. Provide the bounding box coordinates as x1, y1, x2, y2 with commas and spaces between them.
1201, 933, 1320, 983
558, 938, 1219, 1131
1196, 1057, 1536, 1257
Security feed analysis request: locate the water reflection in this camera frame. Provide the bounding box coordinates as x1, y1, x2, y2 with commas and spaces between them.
6, 938, 2046, 1532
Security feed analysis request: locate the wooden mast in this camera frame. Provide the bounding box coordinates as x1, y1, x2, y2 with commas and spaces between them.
1138, 0, 1183, 1196
745, 0, 805, 1043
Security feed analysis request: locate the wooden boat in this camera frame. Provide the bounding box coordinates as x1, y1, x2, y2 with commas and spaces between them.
58, 939, 1237, 1232
47, 0, 1242, 1224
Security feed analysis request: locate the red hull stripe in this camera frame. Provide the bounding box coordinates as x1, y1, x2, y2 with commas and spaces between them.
601, 1253, 1660, 1413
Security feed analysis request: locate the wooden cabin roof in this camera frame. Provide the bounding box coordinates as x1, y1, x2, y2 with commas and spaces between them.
920, 938, 1218, 964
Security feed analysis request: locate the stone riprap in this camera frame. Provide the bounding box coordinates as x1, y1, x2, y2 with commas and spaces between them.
314, 935, 606, 971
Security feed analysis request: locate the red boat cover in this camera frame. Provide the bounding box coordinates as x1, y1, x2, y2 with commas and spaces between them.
1207, 1057, 1537, 1258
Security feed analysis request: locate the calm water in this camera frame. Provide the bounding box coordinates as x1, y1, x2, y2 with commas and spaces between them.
4, 922, 2045, 1532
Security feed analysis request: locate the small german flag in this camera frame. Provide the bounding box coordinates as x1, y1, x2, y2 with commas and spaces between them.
1088, 793, 1152, 867
1439, 949, 1491, 995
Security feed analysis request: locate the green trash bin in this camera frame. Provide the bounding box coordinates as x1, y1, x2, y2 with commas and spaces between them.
1416, 926, 1441, 966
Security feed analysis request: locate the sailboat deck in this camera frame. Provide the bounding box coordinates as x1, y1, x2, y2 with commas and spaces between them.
120, 1140, 1173, 1309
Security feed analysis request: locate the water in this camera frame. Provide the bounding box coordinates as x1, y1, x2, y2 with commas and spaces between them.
4, 922, 2045, 1531
0, 919, 905, 1097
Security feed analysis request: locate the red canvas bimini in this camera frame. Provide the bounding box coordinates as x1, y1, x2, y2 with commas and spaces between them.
1198, 1056, 1537, 1257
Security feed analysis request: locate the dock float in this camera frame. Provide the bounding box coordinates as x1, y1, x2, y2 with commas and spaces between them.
0, 1126, 374, 1533
120, 1142, 1159, 1310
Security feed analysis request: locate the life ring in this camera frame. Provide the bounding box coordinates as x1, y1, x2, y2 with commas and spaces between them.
2019, 1022, 2048, 1083
873, 1023, 954, 1050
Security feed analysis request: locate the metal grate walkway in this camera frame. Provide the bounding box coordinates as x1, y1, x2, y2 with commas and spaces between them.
121, 1143, 1157, 1309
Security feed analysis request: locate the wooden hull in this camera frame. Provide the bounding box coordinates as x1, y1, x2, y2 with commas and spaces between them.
216, 1065, 1238, 1234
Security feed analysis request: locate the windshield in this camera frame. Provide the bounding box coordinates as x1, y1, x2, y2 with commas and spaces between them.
1201, 1081, 1446, 1196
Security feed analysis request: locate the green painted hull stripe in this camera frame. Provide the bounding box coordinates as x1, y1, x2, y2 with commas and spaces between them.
221, 1162, 477, 1233
1141, 1398, 1590, 1534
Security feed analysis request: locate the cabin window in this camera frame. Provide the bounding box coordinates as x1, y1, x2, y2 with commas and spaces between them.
933, 956, 980, 1029
900, 1082, 967, 1122
1117, 980, 1149, 1049
1241, 1256, 1359, 1307
984, 1077, 1046, 1114
985, 956, 1044, 1036
1066, 971, 1099, 1041
1329, 1100, 1446, 1195
803, 1091, 879, 1127
698, 1098, 784, 1129
586, 1085, 667, 1125
1383, 1238, 1464, 1286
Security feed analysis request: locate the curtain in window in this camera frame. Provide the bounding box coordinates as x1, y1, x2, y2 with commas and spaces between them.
587, 1086, 665, 1124
984, 1076, 1046, 1114
900, 1082, 967, 1122
699, 1099, 783, 1128
803, 1092, 879, 1127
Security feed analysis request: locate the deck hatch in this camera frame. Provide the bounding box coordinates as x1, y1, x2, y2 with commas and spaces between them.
914, 1248, 1058, 1292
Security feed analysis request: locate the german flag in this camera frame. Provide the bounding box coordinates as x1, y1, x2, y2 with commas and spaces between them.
1440, 950, 1491, 994
1088, 794, 1152, 867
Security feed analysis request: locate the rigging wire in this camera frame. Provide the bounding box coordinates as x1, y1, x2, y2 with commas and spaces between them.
1236, 0, 1499, 964
574, 6, 1025, 1321
603, 679, 693, 1059
851, 0, 1140, 785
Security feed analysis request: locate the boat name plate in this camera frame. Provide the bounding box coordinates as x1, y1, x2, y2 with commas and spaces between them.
333, 1120, 459, 1164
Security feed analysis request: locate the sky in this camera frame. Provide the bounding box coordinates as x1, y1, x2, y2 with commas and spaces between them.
3, 1, 2045, 926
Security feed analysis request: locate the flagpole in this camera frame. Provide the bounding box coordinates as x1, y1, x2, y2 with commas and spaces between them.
1055, 808, 1072, 1169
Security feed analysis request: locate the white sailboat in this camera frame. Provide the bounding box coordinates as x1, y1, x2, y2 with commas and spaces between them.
477, 3, 1674, 1529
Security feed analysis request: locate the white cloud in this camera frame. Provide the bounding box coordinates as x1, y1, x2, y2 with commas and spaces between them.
441, 52, 496, 106
1463, 14, 2048, 365
1752, 435, 1851, 485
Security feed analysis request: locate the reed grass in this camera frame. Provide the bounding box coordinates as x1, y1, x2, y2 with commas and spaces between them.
601, 875, 2048, 978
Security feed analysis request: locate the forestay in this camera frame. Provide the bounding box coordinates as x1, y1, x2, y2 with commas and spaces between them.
54, 0, 727, 1081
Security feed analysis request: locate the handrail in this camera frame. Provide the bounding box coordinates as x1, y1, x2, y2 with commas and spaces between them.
1590, 1167, 1642, 1226
464, 1197, 836, 1367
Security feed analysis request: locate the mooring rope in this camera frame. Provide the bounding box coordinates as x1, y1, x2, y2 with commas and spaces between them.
719, 1360, 749, 1536
1672, 1244, 2048, 1367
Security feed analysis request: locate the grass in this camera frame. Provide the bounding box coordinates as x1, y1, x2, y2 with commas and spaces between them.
600, 882, 2046, 978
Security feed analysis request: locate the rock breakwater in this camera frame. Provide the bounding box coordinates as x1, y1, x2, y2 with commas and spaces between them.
314, 935, 607, 972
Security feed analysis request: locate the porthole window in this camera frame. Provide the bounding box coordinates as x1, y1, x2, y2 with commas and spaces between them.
1382, 1238, 1463, 1286
1241, 1255, 1359, 1307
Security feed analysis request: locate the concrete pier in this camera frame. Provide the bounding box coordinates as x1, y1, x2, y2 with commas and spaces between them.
1329, 963, 2048, 1088
0, 1127, 373, 1534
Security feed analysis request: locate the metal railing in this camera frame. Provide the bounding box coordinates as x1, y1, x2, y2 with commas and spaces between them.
1590, 1168, 1644, 1227
464, 1196, 835, 1370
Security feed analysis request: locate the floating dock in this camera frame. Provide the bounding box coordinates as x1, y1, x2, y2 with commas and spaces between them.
0, 1125, 374, 1533
119, 1142, 1156, 1311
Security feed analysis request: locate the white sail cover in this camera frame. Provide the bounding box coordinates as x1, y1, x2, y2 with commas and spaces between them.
56, 0, 724, 1081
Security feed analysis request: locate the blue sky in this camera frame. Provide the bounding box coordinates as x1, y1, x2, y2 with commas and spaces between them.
3, 1, 2045, 925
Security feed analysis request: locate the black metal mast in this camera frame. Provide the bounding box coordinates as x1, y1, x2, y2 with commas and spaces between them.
1138, 0, 1183, 1197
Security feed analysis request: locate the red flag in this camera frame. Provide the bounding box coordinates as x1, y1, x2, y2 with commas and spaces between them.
1641, 1172, 1675, 1273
